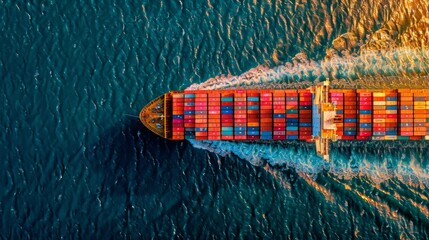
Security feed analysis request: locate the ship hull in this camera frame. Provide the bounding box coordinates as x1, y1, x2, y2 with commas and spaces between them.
140, 85, 429, 160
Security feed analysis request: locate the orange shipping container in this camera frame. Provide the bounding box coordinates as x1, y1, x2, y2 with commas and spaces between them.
414, 114, 426, 118
359, 118, 372, 123
359, 115, 372, 119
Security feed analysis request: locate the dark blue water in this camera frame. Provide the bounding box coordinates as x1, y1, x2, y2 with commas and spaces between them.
2, 0, 429, 238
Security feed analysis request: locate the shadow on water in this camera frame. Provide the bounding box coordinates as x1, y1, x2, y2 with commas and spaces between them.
85, 117, 289, 238
85, 118, 429, 238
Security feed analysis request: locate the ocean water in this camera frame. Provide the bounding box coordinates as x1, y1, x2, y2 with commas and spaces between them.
2, 0, 429, 238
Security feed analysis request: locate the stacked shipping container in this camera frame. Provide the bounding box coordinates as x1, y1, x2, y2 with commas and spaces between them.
167, 89, 429, 142
208, 93, 221, 140
298, 90, 312, 140
221, 92, 234, 140
372, 92, 386, 139
247, 92, 260, 140
286, 90, 299, 140
172, 93, 185, 140
234, 90, 247, 140
184, 92, 196, 139
343, 90, 357, 140
414, 93, 426, 138
273, 90, 286, 140
425, 92, 429, 140
385, 91, 398, 140
357, 91, 372, 140
195, 93, 208, 140
260, 92, 273, 140
398, 90, 413, 139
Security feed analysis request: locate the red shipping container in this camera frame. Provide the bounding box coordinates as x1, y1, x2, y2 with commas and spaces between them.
274, 122, 286, 127
356, 136, 371, 140
300, 118, 312, 123
299, 96, 312, 101
400, 114, 413, 119
410, 136, 423, 140
359, 101, 372, 106
300, 101, 312, 105
247, 135, 260, 140
273, 135, 286, 140
208, 131, 221, 135
221, 136, 234, 140
359, 105, 372, 110
299, 92, 311, 96
208, 136, 221, 140
286, 131, 299, 135
358, 92, 372, 96
234, 136, 247, 140
359, 96, 372, 101
358, 132, 372, 137
299, 132, 312, 136
399, 131, 413, 136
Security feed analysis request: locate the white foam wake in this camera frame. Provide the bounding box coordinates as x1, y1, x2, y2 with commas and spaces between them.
188, 47, 429, 90
186, 47, 429, 184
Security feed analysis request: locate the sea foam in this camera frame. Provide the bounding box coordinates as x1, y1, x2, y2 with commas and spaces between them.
186, 47, 429, 184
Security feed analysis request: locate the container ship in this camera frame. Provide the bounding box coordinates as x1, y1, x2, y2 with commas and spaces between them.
140, 80, 429, 160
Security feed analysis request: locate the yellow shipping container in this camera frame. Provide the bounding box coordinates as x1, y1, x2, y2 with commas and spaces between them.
384, 136, 398, 140
373, 101, 386, 106
414, 119, 426, 123
385, 118, 397, 123
374, 119, 386, 123
373, 92, 386, 97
